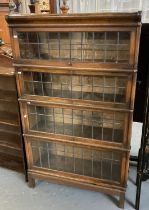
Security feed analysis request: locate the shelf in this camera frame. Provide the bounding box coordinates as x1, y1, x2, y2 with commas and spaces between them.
0, 111, 19, 126
0, 89, 17, 102
0, 150, 24, 173
0, 143, 22, 156
0, 123, 20, 134
0, 129, 22, 149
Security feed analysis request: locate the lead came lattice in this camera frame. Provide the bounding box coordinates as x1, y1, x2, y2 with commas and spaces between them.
23, 71, 128, 104
31, 140, 121, 182
27, 104, 124, 143
18, 31, 130, 63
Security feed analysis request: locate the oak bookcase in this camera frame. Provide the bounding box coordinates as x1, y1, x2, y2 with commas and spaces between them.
6, 13, 141, 208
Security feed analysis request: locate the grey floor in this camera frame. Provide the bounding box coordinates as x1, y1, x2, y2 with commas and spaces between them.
0, 165, 148, 210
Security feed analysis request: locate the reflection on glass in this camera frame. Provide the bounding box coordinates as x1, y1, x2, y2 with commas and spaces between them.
27, 104, 124, 143
18, 31, 130, 63
31, 139, 121, 182
23, 72, 128, 104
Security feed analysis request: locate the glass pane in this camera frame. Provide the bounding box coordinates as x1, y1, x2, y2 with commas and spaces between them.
18, 31, 130, 64
19, 44, 38, 59
27, 105, 125, 143
71, 32, 82, 61
60, 32, 70, 60
82, 32, 93, 61
83, 148, 92, 176
39, 44, 49, 59
18, 32, 28, 43
23, 72, 128, 104
30, 139, 121, 182
118, 32, 130, 63
48, 32, 59, 60
65, 145, 74, 173
28, 32, 38, 43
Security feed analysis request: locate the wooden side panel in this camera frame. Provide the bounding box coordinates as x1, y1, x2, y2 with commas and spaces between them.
25, 135, 128, 187
19, 99, 131, 149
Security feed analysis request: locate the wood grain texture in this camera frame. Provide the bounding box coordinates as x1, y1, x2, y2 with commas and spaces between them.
0, 59, 26, 174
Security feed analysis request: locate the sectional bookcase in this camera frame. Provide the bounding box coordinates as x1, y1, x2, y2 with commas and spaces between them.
6, 13, 141, 208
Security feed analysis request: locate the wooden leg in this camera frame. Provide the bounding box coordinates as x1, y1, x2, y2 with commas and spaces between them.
25, 172, 28, 183
118, 193, 125, 209
28, 176, 35, 188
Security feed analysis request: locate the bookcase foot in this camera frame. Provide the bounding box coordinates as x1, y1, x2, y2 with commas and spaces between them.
28, 176, 35, 188
118, 193, 125, 209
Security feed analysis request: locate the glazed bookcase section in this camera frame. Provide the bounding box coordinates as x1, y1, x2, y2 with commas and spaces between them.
17, 31, 131, 64
20, 102, 131, 146
17, 69, 135, 108
25, 136, 125, 185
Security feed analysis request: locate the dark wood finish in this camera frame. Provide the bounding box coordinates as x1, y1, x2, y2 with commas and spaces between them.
50, 0, 57, 14
0, 55, 26, 174
6, 12, 141, 26
6, 13, 141, 208
0, 1, 27, 174
0, 148, 24, 172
